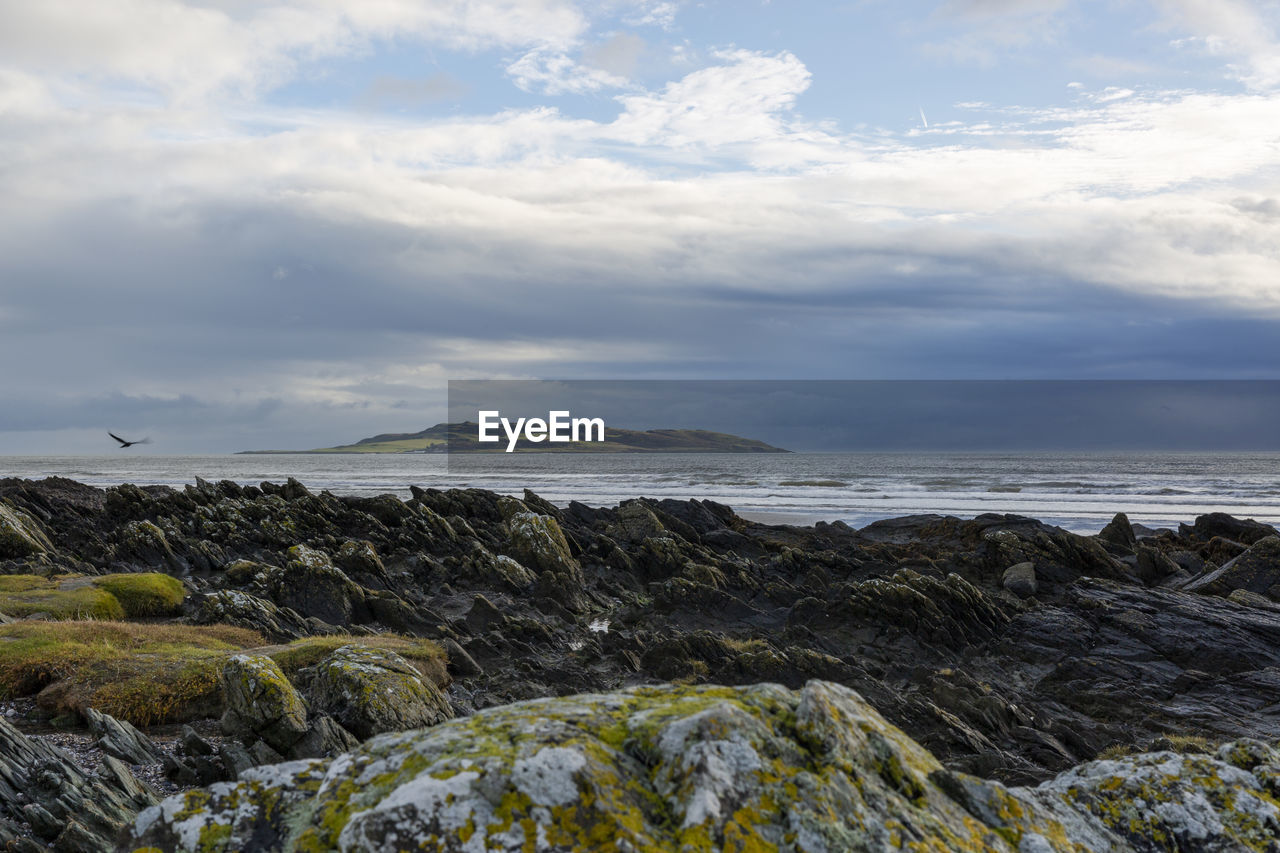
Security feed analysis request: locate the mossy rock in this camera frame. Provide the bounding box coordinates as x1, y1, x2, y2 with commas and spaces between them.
504, 511, 581, 580
220, 654, 309, 753
305, 645, 454, 740
266, 545, 364, 626
0, 501, 52, 559
91, 572, 185, 617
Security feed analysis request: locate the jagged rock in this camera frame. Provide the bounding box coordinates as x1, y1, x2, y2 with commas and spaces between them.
180, 725, 215, 757
1180, 512, 1279, 545
1002, 561, 1038, 598
117, 518, 185, 573
464, 546, 537, 590
0, 500, 52, 558
264, 544, 364, 626
83, 707, 162, 765
0, 717, 155, 852
290, 713, 362, 760
126, 679, 1279, 853
841, 570, 1009, 647
1185, 535, 1280, 601
1098, 512, 1136, 550
305, 645, 454, 740
464, 593, 507, 634
334, 539, 388, 584
1134, 544, 1184, 585
442, 637, 483, 678
609, 500, 667, 543
194, 590, 316, 642
219, 654, 309, 754
504, 510, 581, 580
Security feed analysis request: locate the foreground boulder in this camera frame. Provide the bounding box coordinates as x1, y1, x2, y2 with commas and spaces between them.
219, 654, 309, 755
125, 679, 1279, 852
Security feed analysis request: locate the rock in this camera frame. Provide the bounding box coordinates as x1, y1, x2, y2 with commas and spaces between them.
266, 544, 364, 626
219, 654, 309, 754
194, 589, 314, 642
442, 637, 483, 678
1002, 561, 1038, 597
218, 740, 254, 778
0, 500, 51, 558
117, 518, 185, 573
1097, 512, 1136, 550
125, 679, 1277, 853
305, 645, 454, 740
334, 539, 387, 583
1038, 742, 1280, 850
83, 707, 163, 765
0, 716, 155, 852
1180, 512, 1279, 545
464, 593, 507, 634
1133, 544, 1183, 585
504, 511, 581, 579
290, 713, 361, 760
180, 725, 215, 757
1184, 535, 1280, 600
610, 501, 667, 543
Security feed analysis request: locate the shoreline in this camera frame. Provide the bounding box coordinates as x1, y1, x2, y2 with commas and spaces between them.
2, 475, 1280, 848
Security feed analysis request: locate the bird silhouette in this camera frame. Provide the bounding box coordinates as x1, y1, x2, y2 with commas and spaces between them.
109, 432, 151, 449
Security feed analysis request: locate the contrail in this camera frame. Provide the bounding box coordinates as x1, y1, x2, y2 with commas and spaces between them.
919, 106, 929, 128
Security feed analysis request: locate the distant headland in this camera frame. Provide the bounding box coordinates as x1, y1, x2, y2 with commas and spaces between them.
238, 421, 790, 454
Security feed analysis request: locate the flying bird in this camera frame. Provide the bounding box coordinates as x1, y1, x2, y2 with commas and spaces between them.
109, 432, 151, 449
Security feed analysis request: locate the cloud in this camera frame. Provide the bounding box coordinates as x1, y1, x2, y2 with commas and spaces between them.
506, 49, 631, 94
1154, 0, 1280, 88
0, 0, 590, 100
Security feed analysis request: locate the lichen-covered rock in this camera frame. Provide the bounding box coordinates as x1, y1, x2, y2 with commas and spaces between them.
194, 589, 315, 642
504, 511, 581, 580
0, 499, 51, 559
117, 518, 184, 572
305, 645, 454, 740
125, 679, 1268, 853
219, 654, 309, 754
1040, 744, 1280, 851
609, 501, 667, 543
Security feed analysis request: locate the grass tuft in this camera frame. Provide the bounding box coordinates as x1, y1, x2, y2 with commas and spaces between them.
92, 572, 186, 617
0, 575, 124, 620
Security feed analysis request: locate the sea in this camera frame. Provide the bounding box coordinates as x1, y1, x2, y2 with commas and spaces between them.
4, 451, 1280, 535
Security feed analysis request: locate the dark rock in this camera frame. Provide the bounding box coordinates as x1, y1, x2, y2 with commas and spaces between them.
1002, 562, 1038, 598
290, 714, 361, 759
1180, 512, 1279, 545
1185, 536, 1280, 600
83, 707, 163, 765
0, 717, 155, 852
465, 593, 507, 634
442, 637, 483, 678
1097, 512, 1136, 549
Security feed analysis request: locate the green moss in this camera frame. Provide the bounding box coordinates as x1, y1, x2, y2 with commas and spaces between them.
0, 575, 124, 620
0, 620, 262, 724
92, 572, 186, 617
268, 633, 449, 687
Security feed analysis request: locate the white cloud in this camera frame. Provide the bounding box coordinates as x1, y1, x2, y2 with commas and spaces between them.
1152, 0, 1280, 89
507, 49, 631, 94
0, 0, 590, 100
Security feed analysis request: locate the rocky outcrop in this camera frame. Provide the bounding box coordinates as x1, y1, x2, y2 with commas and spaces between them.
304, 645, 454, 740
219, 654, 309, 756
83, 707, 163, 765
0, 500, 51, 559
1185, 535, 1280, 601
125, 680, 1280, 852
0, 717, 155, 852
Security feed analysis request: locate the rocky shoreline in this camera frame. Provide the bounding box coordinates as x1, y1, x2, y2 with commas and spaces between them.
2, 475, 1280, 850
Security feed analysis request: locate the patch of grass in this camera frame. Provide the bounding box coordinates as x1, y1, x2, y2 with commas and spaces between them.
92, 572, 186, 617
0, 622, 447, 726
0, 575, 124, 620
0, 621, 264, 725
1096, 744, 1137, 761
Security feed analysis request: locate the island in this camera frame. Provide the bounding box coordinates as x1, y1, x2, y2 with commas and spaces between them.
239, 421, 790, 454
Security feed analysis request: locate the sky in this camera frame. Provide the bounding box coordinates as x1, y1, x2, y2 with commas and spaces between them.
2, 0, 1280, 453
